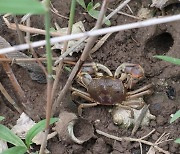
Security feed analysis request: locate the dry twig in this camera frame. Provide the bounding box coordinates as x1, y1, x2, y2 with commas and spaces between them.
3, 15, 63, 37
96, 129, 171, 154
0, 82, 22, 113
131, 104, 150, 136
25, 39, 48, 76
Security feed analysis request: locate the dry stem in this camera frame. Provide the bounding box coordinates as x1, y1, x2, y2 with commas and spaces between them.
96, 129, 170, 154
0, 82, 22, 113
3, 15, 63, 37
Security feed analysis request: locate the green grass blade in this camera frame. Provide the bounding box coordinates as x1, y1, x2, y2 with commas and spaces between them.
0, 124, 26, 147
175, 138, 180, 144
0, 0, 46, 15
154, 55, 180, 65
76, 0, 86, 9
1, 146, 27, 154
170, 110, 180, 123
0, 116, 5, 121
25, 118, 59, 147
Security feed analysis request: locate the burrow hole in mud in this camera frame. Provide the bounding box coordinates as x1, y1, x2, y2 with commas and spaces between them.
145, 32, 174, 54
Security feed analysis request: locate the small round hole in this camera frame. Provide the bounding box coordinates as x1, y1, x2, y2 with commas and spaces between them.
145, 32, 174, 54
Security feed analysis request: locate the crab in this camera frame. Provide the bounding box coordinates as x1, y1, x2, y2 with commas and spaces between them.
71, 62, 152, 116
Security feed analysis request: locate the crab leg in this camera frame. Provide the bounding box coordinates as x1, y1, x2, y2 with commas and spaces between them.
127, 84, 152, 95
71, 87, 98, 116
78, 103, 98, 116
71, 87, 93, 102
127, 90, 152, 99
122, 98, 145, 110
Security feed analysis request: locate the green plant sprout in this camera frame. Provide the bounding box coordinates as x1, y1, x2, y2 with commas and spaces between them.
154, 55, 180, 144
170, 110, 180, 144
153, 55, 180, 65
0, 117, 58, 154
76, 0, 111, 26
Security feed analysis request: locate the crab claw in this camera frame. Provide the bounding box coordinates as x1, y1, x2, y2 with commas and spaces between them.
81, 63, 113, 77
114, 63, 145, 89
76, 72, 92, 89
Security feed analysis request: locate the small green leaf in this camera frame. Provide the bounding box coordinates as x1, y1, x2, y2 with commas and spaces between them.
87, 2, 94, 11
76, 0, 86, 9
0, 116, 5, 121
0, 124, 26, 147
170, 110, 180, 123
175, 138, 180, 144
25, 118, 59, 147
92, 3, 100, 10
0, 0, 46, 15
154, 55, 180, 65
88, 9, 111, 26
1, 146, 27, 154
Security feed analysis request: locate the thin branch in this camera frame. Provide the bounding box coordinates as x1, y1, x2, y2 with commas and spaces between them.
108, 8, 141, 20
25, 39, 48, 76
0, 57, 75, 62
131, 104, 150, 135
0, 82, 23, 113
50, 1, 69, 19
13, 15, 24, 44
104, 0, 131, 22
3, 15, 63, 37
1, 14, 180, 55
140, 129, 156, 140
96, 129, 170, 154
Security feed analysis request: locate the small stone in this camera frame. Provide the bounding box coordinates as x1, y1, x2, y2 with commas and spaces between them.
111, 151, 123, 154
152, 132, 160, 141
157, 126, 164, 134
85, 150, 92, 154
169, 142, 179, 153
107, 123, 117, 131
113, 141, 124, 152
121, 140, 130, 149
92, 138, 110, 154
156, 115, 166, 126
72, 144, 83, 154
150, 120, 156, 127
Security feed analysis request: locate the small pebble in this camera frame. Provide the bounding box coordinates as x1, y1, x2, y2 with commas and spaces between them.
156, 126, 164, 134
169, 142, 179, 153
150, 120, 157, 127
152, 132, 160, 141
72, 144, 83, 154
85, 150, 92, 154
156, 115, 166, 126
113, 141, 124, 152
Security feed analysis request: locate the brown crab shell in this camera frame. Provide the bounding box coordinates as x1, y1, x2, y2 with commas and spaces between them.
87, 77, 126, 105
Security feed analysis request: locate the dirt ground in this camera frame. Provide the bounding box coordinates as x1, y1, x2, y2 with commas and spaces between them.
0, 0, 180, 154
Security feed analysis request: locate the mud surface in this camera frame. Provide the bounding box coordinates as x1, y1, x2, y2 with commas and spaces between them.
0, 0, 180, 154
